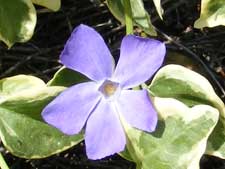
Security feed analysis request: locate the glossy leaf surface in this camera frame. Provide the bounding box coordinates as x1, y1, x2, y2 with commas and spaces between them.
107, 0, 156, 35
149, 64, 225, 159
0, 75, 83, 158
121, 97, 219, 169
0, 0, 36, 47
194, 0, 225, 28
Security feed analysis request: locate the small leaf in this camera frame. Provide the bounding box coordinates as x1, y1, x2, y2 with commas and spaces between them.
206, 119, 225, 159
194, 0, 225, 28
149, 64, 225, 159
47, 66, 88, 87
152, 0, 163, 20
0, 0, 36, 48
119, 147, 133, 162
107, 0, 124, 23
0, 75, 45, 96
32, 0, 61, 11
0, 75, 83, 158
106, 0, 156, 36
122, 97, 219, 169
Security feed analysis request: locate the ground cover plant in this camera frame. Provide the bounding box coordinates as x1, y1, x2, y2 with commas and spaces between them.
0, 0, 225, 169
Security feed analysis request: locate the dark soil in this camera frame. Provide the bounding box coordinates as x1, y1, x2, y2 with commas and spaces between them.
0, 0, 225, 168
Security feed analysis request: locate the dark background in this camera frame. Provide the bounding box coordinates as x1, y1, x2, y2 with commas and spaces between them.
0, 0, 225, 168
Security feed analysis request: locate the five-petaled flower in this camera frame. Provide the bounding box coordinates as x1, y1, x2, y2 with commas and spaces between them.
42, 24, 166, 160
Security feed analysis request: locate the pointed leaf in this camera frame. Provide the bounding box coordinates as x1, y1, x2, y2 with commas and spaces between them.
149, 64, 225, 159
152, 0, 163, 20
194, 0, 225, 28
0, 0, 36, 47
121, 97, 219, 169
0, 75, 83, 158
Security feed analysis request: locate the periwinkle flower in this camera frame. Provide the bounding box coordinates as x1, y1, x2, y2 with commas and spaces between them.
42, 24, 166, 160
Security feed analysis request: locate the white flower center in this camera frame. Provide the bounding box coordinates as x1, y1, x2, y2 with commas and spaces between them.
99, 80, 120, 99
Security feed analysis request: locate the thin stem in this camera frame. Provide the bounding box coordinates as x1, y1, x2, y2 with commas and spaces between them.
155, 27, 225, 97
0, 152, 9, 169
123, 0, 133, 35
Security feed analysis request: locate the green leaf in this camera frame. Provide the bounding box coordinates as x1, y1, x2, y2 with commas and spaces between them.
149, 64, 225, 159
0, 75, 83, 158
152, 0, 163, 20
47, 66, 88, 87
149, 64, 224, 114
122, 97, 219, 169
106, 0, 124, 23
206, 119, 225, 159
119, 147, 133, 162
0, 0, 36, 48
194, 0, 225, 28
0, 75, 45, 97
32, 0, 61, 11
106, 0, 156, 36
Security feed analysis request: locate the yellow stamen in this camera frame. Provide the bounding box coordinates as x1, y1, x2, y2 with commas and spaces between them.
104, 83, 117, 96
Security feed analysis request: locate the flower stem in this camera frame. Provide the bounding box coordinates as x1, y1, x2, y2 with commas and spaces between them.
0, 152, 9, 169
123, 0, 133, 35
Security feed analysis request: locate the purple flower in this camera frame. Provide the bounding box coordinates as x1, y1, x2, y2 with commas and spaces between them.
42, 24, 166, 160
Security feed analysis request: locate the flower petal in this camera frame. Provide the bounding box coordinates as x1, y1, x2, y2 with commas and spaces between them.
114, 35, 166, 89
60, 24, 114, 81
42, 82, 101, 135
85, 99, 126, 160
116, 89, 157, 132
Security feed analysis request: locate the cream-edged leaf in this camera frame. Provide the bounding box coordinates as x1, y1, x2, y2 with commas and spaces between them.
121, 97, 219, 169
0, 75, 83, 158
0, 0, 36, 47
106, 0, 156, 35
153, 0, 163, 19
149, 64, 225, 159
194, 0, 225, 28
